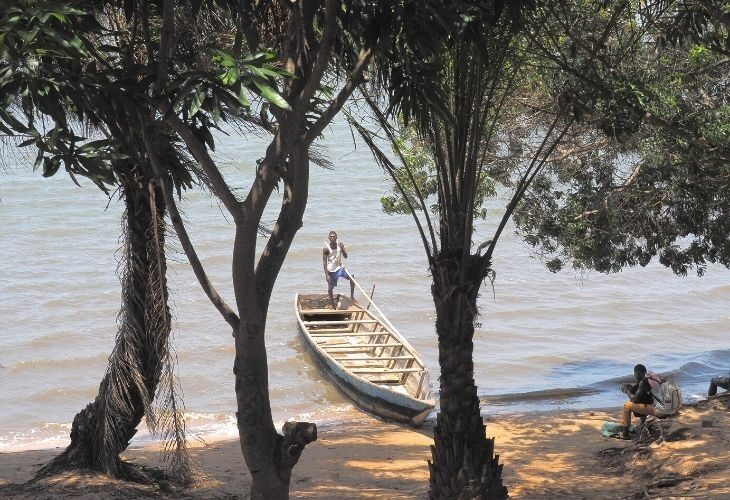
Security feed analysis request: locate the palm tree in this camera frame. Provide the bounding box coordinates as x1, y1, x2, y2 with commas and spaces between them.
353, 2, 567, 497
1, 2, 191, 479
42, 139, 191, 479
356, 1, 644, 496
385, 18, 522, 498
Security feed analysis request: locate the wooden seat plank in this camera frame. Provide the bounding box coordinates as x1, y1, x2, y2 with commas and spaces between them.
351, 367, 424, 374
310, 332, 392, 337
300, 309, 355, 314
320, 343, 403, 349
333, 356, 415, 361
304, 319, 379, 326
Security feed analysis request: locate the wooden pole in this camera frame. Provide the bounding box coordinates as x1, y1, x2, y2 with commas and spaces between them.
366, 284, 376, 311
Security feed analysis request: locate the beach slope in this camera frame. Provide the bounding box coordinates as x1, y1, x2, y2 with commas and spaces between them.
1, 395, 728, 499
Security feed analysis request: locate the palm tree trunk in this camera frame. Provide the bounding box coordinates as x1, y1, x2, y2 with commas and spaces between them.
428, 254, 507, 500
41, 177, 171, 477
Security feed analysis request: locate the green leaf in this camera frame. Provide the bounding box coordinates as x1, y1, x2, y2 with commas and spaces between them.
189, 88, 206, 116
237, 83, 250, 107
253, 80, 291, 111
67, 169, 83, 189
242, 51, 276, 63
219, 67, 239, 86
247, 64, 287, 80
213, 50, 236, 68
17, 136, 36, 147
42, 156, 62, 177
0, 110, 30, 133
211, 97, 220, 124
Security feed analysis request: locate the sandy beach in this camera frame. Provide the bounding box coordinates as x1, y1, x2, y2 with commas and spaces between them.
1, 395, 728, 499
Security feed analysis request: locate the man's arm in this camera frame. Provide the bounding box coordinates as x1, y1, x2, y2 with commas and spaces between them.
323, 248, 330, 280
339, 241, 347, 259
633, 380, 651, 403
621, 383, 638, 402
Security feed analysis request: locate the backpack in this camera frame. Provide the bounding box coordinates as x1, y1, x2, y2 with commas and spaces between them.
646, 371, 682, 416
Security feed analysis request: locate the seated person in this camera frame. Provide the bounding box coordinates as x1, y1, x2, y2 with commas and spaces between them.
708, 372, 730, 397
619, 363, 655, 439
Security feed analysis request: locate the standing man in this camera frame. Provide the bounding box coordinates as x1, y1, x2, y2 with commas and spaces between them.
323, 230, 355, 309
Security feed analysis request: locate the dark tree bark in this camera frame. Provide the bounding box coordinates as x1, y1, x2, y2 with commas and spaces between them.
232, 140, 315, 499
40, 172, 171, 477
428, 253, 507, 499
152, 1, 373, 495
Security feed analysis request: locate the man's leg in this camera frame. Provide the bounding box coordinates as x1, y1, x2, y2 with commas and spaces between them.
327, 274, 337, 309
718, 377, 730, 392
709, 379, 718, 397
709, 376, 730, 396
621, 401, 633, 427
349, 274, 355, 300
630, 403, 656, 418
621, 402, 655, 438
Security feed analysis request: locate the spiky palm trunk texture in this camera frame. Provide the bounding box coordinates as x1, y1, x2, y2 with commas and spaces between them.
428, 254, 507, 500
41, 177, 180, 477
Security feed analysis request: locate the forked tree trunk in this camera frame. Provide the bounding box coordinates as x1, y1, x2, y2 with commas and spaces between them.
429, 254, 507, 500
232, 141, 316, 499
40, 177, 171, 477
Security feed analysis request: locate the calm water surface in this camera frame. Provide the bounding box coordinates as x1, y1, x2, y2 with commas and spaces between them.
1, 121, 728, 451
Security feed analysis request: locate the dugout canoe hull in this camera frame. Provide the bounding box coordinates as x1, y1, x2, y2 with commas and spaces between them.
295, 293, 435, 426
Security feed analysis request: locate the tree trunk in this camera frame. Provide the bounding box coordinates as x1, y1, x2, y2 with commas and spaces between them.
231, 141, 316, 499
232, 258, 317, 500
428, 254, 507, 499
41, 177, 171, 477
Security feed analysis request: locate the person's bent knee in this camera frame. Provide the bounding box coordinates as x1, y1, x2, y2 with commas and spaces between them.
713, 376, 730, 389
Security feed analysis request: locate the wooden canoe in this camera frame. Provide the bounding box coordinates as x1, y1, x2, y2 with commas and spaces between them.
295, 292, 435, 426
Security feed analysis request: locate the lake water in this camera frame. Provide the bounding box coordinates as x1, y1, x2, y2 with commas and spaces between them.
1, 121, 728, 452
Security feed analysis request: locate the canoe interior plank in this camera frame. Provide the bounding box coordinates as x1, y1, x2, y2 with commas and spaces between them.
321, 343, 404, 350
310, 332, 393, 337
338, 363, 388, 369
333, 356, 415, 361
300, 308, 355, 314
304, 319, 379, 325
350, 367, 424, 374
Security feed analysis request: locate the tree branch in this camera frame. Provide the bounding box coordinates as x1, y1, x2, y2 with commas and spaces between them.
254, 141, 309, 306
305, 47, 373, 145
297, 0, 338, 107
241, 130, 289, 222
361, 94, 438, 256
141, 126, 240, 330
154, 0, 176, 93
164, 113, 243, 219
349, 116, 436, 266
486, 115, 574, 262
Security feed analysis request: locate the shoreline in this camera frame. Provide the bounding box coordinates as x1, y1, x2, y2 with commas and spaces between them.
1, 396, 728, 498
